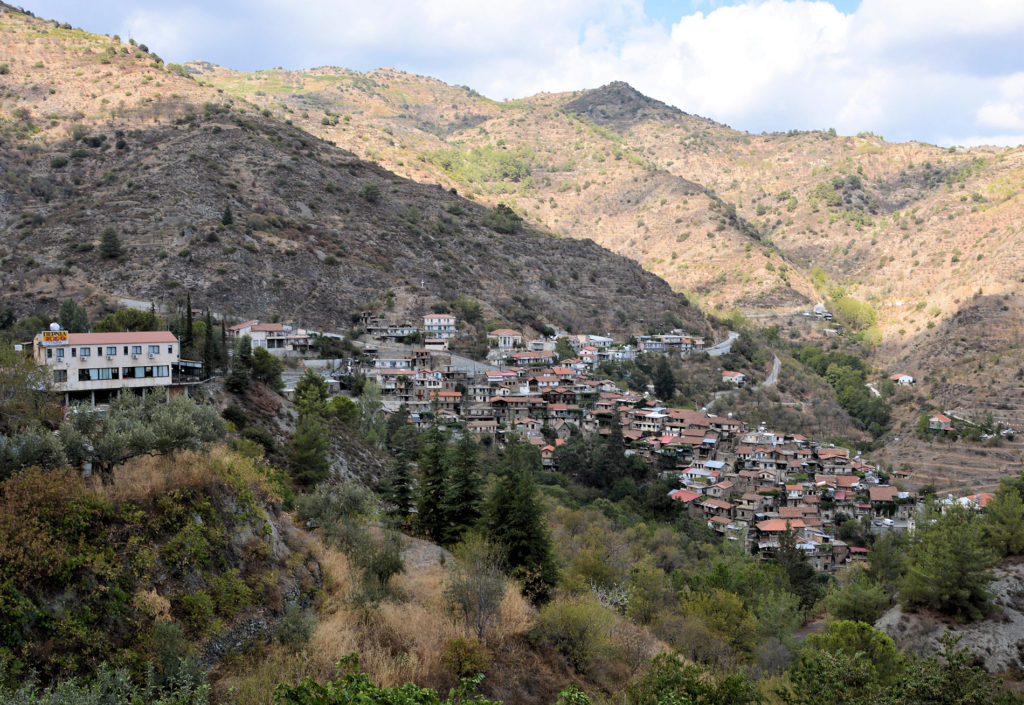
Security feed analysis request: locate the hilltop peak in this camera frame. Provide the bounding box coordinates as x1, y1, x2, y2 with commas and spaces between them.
563, 81, 687, 128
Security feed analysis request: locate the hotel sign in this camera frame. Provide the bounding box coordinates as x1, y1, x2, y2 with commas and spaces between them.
41, 330, 68, 346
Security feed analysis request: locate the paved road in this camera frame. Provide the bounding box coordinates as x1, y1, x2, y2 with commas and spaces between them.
762, 354, 781, 387
708, 352, 781, 407
706, 331, 739, 357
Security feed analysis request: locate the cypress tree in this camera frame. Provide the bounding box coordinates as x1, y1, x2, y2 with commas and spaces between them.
440, 433, 483, 545
202, 310, 215, 374
653, 354, 676, 400
482, 438, 557, 604
416, 424, 449, 542
225, 334, 252, 393
183, 293, 194, 352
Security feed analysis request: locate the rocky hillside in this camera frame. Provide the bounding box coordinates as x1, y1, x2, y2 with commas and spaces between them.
0, 6, 705, 339
877, 560, 1024, 674
186, 63, 1024, 344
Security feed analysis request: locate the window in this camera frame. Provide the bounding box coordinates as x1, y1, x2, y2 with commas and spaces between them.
132, 346, 142, 355
79, 347, 90, 357
53, 370, 67, 383
96, 347, 102, 356
156, 366, 169, 377
167, 345, 173, 353
106, 347, 116, 356
71, 348, 76, 357
123, 346, 128, 355
148, 345, 159, 355
46, 349, 52, 359
79, 368, 117, 381
55, 348, 64, 360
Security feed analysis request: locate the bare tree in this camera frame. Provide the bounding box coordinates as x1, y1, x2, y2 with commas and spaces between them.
443, 533, 508, 644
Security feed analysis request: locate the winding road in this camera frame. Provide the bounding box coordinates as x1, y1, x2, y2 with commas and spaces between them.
706, 330, 740, 357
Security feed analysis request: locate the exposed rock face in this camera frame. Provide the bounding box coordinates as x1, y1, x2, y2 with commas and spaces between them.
876, 561, 1024, 673
564, 81, 689, 128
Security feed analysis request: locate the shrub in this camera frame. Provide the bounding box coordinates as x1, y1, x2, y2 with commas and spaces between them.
529, 596, 615, 673
176, 591, 215, 633
50, 155, 68, 168
276, 604, 316, 653
360, 183, 381, 202
481, 203, 522, 234
442, 637, 491, 678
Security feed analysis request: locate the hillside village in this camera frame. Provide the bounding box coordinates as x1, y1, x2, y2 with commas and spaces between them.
27, 303, 941, 576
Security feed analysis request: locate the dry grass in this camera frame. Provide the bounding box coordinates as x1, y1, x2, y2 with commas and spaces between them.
86, 450, 211, 504
86, 445, 280, 506
213, 533, 541, 704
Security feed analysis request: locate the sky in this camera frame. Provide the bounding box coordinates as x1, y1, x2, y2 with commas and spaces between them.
18, 0, 1024, 147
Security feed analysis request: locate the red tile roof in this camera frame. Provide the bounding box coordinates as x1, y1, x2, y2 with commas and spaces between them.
68, 331, 178, 344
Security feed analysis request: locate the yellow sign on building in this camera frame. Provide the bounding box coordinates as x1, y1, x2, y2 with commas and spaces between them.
41, 330, 68, 346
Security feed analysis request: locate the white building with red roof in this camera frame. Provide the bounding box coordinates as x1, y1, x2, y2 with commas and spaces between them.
32, 327, 185, 404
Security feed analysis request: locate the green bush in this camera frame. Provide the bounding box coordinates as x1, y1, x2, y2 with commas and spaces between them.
50, 155, 68, 168
481, 203, 522, 234
529, 596, 614, 673
209, 569, 252, 618
442, 637, 491, 679
175, 592, 215, 633
360, 183, 381, 202
275, 604, 316, 653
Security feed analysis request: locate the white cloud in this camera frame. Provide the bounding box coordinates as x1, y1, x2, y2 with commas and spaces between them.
21, 0, 1024, 145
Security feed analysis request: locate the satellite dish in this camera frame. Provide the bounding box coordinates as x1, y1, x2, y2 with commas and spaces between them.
49, 322, 61, 332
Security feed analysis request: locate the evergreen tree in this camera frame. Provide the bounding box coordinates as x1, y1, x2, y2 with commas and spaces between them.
293, 368, 329, 417
202, 310, 216, 374
378, 456, 415, 527
653, 355, 676, 400
225, 335, 252, 393
384, 403, 410, 450
57, 298, 89, 333
99, 226, 122, 259
251, 348, 284, 392
984, 481, 1024, 556
901, 504, 997, 620
775, 524, 822, 608
183, 293, 194, 353
221, 204, 233, 225
482, 438, 557, 603
441, 433, 483, 545
289, 414, 330, 485
219, 320, 228, 369
416, 424, 449, 542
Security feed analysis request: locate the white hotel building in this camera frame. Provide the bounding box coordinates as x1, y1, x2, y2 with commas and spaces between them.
32, 328, 199, 404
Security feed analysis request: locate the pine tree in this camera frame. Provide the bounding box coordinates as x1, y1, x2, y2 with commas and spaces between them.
482, 438, 557, 603
99, 226, 122, 259
293, 368, 329, 417
441, 433, 483, 545
57, 298, 89, 333
221, 204, 234, 225
901, 504, 997, 620
379, 456, 415, 527
775, 523, 821, 608
289, 414, 330, 485
416, 424, 449, 542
